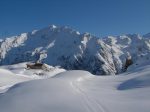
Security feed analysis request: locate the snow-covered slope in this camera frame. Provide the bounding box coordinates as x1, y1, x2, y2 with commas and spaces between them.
0, 25, 150, 75
0, 65, 150, 112
0, 62, 65, 93
0, 68, 31, 93
0, 62, 66, 79
103, 34, 150, 73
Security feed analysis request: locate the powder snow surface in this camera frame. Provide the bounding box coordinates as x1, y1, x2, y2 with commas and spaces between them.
0, 63, 150, 112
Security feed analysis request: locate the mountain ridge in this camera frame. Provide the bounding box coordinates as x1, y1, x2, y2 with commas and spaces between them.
0, 25, 150, 75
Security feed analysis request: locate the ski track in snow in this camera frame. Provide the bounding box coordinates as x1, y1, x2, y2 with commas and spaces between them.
70, 77, 108, 112
0, 65, 150, 112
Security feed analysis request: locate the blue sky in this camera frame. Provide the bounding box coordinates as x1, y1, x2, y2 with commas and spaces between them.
0, 0, 150, 38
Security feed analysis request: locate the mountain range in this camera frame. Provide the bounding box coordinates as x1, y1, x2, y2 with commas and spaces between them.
0, 25, 150, 75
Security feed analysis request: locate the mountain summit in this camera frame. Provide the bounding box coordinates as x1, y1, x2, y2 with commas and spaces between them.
0, 25, 150, 75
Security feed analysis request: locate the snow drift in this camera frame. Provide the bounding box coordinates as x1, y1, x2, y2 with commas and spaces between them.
0, 65, 150, 112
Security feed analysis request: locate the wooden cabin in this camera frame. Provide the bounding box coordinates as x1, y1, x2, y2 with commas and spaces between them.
26, 63, 44, 69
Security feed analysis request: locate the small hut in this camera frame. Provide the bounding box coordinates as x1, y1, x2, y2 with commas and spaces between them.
26, 63, 44, 69
26, 62, 50, 71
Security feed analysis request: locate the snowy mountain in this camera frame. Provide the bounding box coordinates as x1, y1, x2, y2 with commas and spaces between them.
143, 33, 150, 38
0, 25, 150, 75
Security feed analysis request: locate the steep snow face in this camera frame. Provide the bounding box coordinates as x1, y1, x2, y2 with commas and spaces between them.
0, 25, 150, 75
0, 26, 115, 75
104, 34, 150, 73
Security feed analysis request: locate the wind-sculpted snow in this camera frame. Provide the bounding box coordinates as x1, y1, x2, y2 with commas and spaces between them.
0, 70, 93, 112
0, 68, 31, 93
0, 66, 150, 112
0, 25, 150, 75
118, 74, 150, 90
0, 62, 66, 93
118, 66, 150, 90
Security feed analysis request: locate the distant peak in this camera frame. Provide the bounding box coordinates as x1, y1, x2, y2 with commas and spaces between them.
49, 24, 57, 29
143, 33, 150, 38
82, 32, 91, 37
125, 33, 141, 37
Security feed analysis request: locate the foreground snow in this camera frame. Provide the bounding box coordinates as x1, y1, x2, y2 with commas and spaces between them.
0, 69, 31, 93
0, 63, 65, 93
0, 64, 150, 112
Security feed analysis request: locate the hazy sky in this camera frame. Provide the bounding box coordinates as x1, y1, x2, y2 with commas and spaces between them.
0, 0, 150, 38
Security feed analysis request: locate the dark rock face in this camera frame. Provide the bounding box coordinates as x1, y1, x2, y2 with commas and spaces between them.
124, 58, 133, 70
